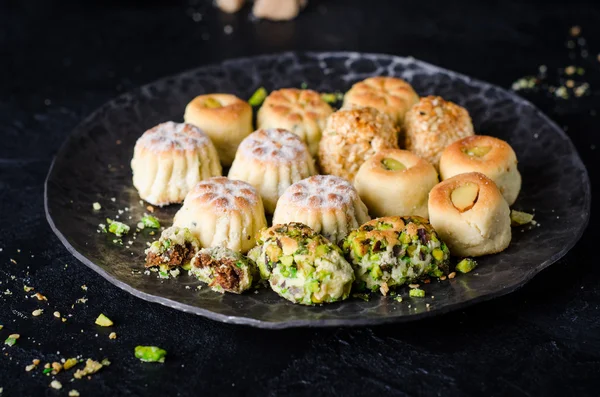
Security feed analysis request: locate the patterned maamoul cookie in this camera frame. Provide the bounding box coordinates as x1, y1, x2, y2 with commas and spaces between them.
173, 177, 267, 253
131, 122, 222, 206
354, 149, 438, 218
272, 175, 370, 244
439, 135, 521, 205
343, 76, 419, 126
428, 172, 511, 257
184, 93, 253, 166
404, 95, 475, 167
318, 106, 398, 182
257, 88, 333, 156
228, 128, 317, 214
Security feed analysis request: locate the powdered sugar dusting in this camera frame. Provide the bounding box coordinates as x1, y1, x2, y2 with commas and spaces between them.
186, 177, 260, 210
136, 121, 211, 152
238, 128, 309, 162
279, 175, 358, 209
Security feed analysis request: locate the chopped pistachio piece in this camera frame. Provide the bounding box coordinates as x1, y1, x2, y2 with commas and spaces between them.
92, 202, 102, 210
409, 288, 425, 298
135, 346, 167, 363
106, 218, 130, 237
204, 97, 222, 108
5, 334, 19, 346
141, 215, 160, 229
381, 158, 406, 171
248, 87, 267, 107
320, 92, 343, 104
456, 258, 478, 273
510, 210, 534, 226
95, 313, 113, 327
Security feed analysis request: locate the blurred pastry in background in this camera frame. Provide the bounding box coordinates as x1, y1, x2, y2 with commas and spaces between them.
216, 0, 246, 13
216, 0, 307, 21
344, 76, 419, 128
404, 96, 474, 167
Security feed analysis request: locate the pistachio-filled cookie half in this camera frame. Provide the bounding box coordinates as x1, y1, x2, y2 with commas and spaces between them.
131, 122, 222, 206
343, 76, 419, 127
257, 88, 333, 156
190, 246, 257, 294
228, 128, 317, 213
439, 135, 521, 205
272, 175, 370, 244
354, 149, 438, 218
404, 96, 475, 167
173, 177, 267, 253
428, 172, 511, 257
318, 106, 398, 182
184, 93, 253, 166
342, 216, 450, 295
247, 223, 354, 305
145, 226, 200, 275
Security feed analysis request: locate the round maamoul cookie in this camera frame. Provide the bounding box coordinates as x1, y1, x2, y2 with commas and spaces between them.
439, 135, 521, 205
257, 88, 333, 156
228, 128, 317, 214
173, 177, 267, 253
404, 96, 475, 167
318, 106, 398, 182
428, 172, 511, 257
343, 76, 419, 126
131, 121, 222, 206
183, 93, 253, 166
272, 175, 370, 244
354, 149, 438, 218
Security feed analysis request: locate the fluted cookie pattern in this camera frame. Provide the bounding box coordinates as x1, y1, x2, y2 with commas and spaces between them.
131, 122, 222, 206
257, 88, 333, 156
228, 128, 317, 213
173, 177, 267, 253
273, 175, 370, 244
343, 76, 419, 126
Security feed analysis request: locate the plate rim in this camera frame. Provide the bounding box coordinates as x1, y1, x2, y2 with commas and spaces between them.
44, 51, 592, 329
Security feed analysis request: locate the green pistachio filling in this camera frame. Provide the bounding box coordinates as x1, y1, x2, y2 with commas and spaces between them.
250, 223, 354, 305
342, 216, 450, 295
456, 258, 478, 273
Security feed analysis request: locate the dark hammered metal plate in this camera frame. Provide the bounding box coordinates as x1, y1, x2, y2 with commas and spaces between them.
45, 52, 590, 328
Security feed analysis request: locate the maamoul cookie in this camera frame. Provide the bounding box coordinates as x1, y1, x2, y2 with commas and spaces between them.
247, 222, 354, 305
428, 172, 511, 257
190, 246, 257, 294
439, 135, 521, 205
342, 216, 450, 295
144, 226, 200, 274
184, 94, 253, 166
173, 177, 267, 253
272, 175, 370, 244
343, 76, 419, 126
257, 88, 333, 156
131, 122, 222, 206
318, 106, 398, 182
228, 128, 317, 213
354, 149, 438, 218
404, 96, 475, 167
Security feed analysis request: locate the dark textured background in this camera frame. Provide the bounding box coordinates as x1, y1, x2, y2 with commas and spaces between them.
1, 0, 599, 395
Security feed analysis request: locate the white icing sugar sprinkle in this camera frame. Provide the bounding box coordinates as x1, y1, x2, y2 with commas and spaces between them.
186, 177, 259, 209
136, 121, 210, 151
239, 128, 308, 162
280, 175, 357, 209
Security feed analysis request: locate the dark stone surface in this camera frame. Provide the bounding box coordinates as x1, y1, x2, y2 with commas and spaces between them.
45, 52, 590, 328
1, 0, 599, 394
